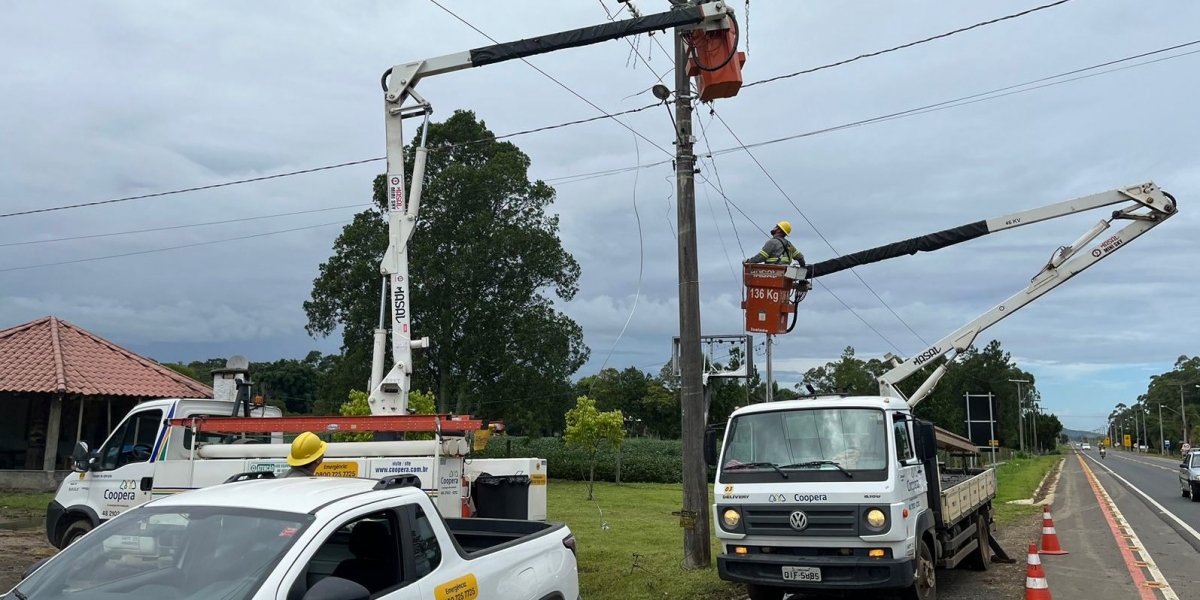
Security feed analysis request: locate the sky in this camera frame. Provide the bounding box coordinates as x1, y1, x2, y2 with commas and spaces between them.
1, 0, 1198, 432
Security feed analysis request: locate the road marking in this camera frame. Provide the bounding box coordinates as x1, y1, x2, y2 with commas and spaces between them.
1077, 454, 1178, 600
1107, 453, 1177, 473
1083, 452, 1200, 546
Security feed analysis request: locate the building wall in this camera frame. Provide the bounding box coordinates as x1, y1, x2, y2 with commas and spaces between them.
0, 392, 139, 470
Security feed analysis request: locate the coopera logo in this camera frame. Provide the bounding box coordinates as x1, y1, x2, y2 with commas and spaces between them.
913, 346, 942, 366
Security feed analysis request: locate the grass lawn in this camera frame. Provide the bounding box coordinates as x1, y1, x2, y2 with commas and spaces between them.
0, 493, 53, 512
547, 480, 740, 600
992, 455, 1062, 525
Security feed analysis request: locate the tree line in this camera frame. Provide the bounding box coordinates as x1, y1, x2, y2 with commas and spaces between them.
1108, 355, 1200, 452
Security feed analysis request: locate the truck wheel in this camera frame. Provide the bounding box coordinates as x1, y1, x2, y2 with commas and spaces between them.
60, 519, 93, 547
967, 514, 990, 571
745, 583, 784, 600
902, 540, 936, 600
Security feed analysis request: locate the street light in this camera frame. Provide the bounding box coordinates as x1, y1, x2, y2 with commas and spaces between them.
1009, 379, 1030, 454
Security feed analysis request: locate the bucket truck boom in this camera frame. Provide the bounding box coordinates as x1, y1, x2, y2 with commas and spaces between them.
368, 2, 743, 414
836, 182, 1178, 407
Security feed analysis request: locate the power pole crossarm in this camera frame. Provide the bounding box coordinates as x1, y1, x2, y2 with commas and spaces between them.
870, 182, 1177, 408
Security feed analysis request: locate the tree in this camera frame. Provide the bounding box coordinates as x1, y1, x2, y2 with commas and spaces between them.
336, 389, 436, 442
305, 110, 588, 432
563, 396, 626, 500
252, 352, 325, 414
162, 363, 202, 382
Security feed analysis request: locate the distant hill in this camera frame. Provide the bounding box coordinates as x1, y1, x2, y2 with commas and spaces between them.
1064, 428, 1103, 441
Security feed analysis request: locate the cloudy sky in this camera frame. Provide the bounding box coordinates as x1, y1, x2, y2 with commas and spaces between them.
2, 0, 1197, 432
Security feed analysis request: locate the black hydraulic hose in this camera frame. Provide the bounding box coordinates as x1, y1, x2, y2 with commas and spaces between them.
688, 13, 739, 72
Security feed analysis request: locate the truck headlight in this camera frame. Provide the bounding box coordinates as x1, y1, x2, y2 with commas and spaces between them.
722, 508, 741, 529
865, 508, 887, 529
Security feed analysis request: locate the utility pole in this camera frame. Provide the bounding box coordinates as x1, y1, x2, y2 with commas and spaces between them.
765, 334, 774, 402
1159, 403, 1166, 455
1009, 379, 1028, 454
673, 20, 710, 570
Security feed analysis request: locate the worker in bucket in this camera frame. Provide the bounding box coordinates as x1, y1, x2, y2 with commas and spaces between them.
745, 220, 804, 266
283, 431, 327, 477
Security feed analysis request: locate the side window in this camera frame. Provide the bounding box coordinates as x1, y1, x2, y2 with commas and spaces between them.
893, 420, 915, 463
301, 511, 402, 598
409, 505, 442, 577
98, 409, 163, 471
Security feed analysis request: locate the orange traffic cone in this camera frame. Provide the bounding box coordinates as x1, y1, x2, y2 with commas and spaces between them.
1025, 552, 1054, 600
1026, 543, 1046, 579
1038, 506, 1069, 555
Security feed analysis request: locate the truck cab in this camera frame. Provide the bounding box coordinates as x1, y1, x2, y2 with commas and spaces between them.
706, 396, 994, 600
47, 398, 284, 548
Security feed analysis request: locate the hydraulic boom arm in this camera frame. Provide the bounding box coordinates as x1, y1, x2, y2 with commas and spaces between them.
368, 2, 738, 414
857, 182, 1177, 408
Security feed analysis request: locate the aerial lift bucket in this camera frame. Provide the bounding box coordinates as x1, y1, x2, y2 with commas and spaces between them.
686, 18, 746, 102
742, 264, 808, 335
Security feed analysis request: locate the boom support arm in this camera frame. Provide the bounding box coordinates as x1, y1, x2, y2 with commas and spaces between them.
871, 182, 1177, 408
368, 2, 736, 415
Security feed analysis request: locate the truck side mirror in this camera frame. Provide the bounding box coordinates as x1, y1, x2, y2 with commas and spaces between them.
704, 429, 719, 467
71, 442, 90, 472
914, 421, 938, 462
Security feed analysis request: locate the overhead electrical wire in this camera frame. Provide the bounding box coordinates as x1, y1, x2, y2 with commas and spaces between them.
742, 0, 1079, 89
709, 107, 931, 349
6, 34, 1191, 223
427, 0, 674, 158
0, 219, 350, 274
0, 203, 369, 248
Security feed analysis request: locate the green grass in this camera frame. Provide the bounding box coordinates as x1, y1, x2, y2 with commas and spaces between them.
547, 480, 740, 600
0, 493, 53, 512
992, 455, 1062, 525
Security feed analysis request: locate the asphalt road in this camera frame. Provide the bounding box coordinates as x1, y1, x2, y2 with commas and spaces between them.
1041, 448, 1200, 600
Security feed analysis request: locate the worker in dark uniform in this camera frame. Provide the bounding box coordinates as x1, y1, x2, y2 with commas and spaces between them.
283, 431, 327, 477
746, 220, 803, 266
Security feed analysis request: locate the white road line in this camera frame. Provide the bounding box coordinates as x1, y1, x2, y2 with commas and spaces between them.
1108, 454, 1177, 473
1083, 452, 1200, 545
1079, 455, 1179, 600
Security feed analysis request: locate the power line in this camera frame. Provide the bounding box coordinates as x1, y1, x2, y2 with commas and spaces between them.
551, 39, 1200, 184
0, 203, 369, 248
0, 158, 383, 219
7, 38, 1193, 224
427, 0, 673, 158
708, 107, 930, 350
743, 0, 1079, 89
0, 219, 350, 274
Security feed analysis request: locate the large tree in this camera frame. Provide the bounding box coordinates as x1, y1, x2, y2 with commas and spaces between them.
304, 110, 588, 432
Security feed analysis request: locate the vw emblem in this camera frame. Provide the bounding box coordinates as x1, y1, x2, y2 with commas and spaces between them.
789, 511, 809, 531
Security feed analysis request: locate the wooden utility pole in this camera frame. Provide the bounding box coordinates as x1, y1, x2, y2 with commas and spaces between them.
674, 21, 711, 570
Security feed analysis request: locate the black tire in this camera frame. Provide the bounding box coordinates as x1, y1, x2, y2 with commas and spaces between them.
966, 513, 991, 571
901, 539, 936, 600
1191, 485, 1200, 503
60, 519, 93, 548
746, 583, 785, 600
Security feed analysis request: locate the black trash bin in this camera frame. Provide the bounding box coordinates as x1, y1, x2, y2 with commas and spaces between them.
472, 473, 531, 520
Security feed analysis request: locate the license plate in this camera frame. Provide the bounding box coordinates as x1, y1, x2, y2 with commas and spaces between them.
782, 566, 822, 582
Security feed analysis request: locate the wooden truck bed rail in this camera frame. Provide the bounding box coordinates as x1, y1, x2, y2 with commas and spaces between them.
939, 468, 997, 528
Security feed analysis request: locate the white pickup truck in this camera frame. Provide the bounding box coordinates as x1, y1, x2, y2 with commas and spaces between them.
12, 474, 579, 600
46, 397, 548, 549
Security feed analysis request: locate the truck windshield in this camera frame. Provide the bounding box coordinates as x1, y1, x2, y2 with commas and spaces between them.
14, 506, 312, 600
721, 407, 889, 481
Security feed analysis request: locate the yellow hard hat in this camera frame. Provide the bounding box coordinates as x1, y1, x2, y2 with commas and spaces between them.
776, 221, 792, 235
287, 431, 328, 467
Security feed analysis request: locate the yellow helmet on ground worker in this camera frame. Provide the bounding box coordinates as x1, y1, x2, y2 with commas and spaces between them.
287, 431, 328, 467
776, 221, 792, 236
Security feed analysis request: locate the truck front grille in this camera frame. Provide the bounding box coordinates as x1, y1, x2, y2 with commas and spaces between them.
743, 505, 860, 537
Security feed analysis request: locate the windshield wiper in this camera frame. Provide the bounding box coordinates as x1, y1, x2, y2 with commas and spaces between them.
781, 461, 854, 478
724, 462, 789, 478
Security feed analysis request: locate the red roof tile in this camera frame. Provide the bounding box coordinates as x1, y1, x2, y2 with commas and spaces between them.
0, 316, 213, 398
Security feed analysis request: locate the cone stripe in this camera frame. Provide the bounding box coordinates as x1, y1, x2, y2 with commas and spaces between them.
1027, 577, 1049, 589
1043, 527, 1056, 534
1028, 554, 1042, 565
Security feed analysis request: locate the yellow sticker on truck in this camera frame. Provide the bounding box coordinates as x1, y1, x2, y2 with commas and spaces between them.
530, 473, 547, 486
315, 461, 360, 478
434, 574, 478, 600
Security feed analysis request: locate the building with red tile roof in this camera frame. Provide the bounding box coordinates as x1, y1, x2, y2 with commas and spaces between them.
0, 316, 212, 472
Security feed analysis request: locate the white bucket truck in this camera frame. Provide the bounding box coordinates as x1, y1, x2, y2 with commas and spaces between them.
707, 182, 1178, 599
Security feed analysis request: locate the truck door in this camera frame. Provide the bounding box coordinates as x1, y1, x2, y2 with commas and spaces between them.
87, 406, 165, 520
